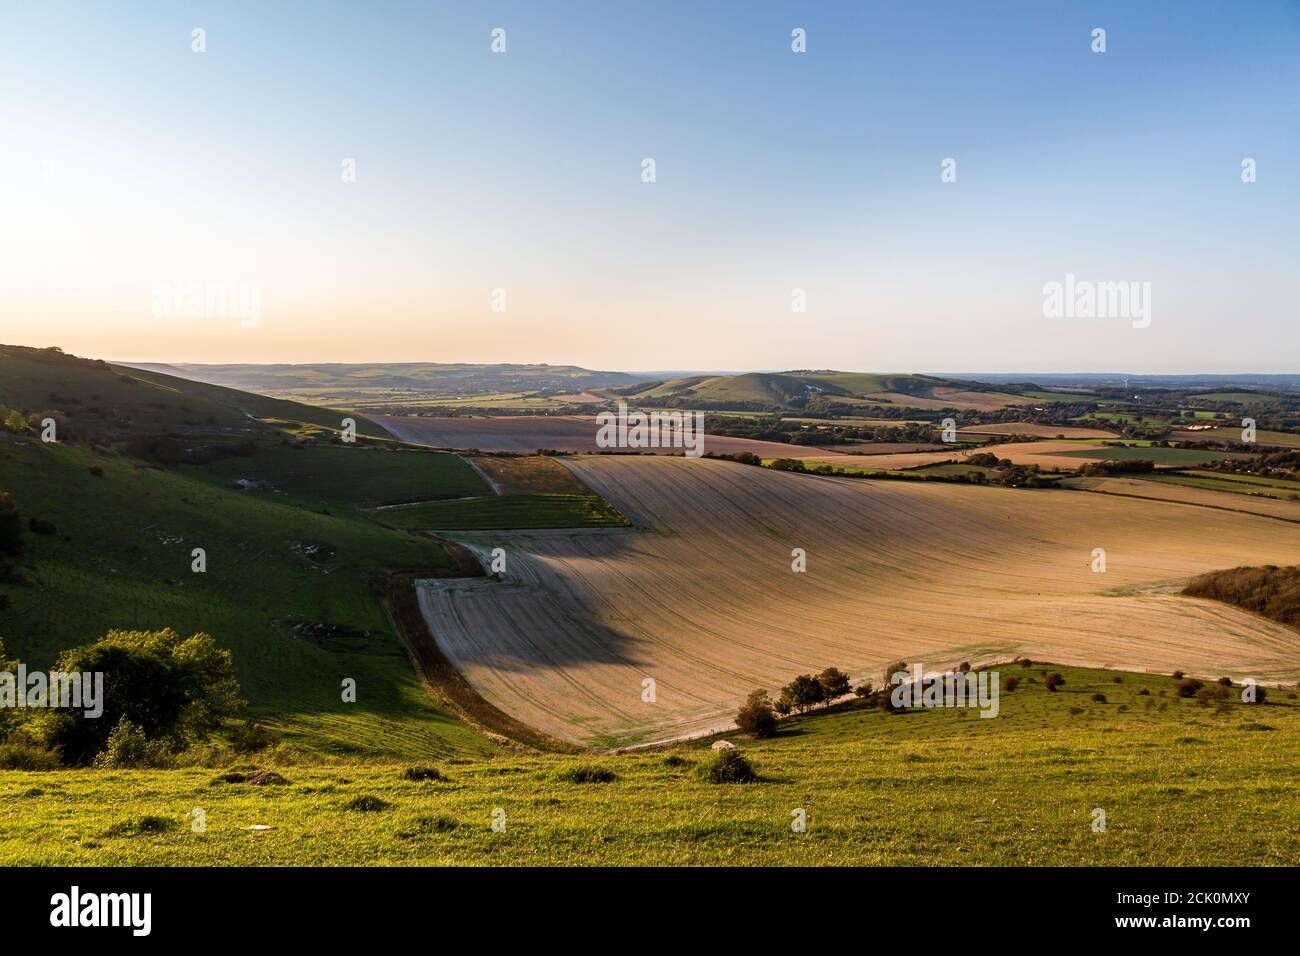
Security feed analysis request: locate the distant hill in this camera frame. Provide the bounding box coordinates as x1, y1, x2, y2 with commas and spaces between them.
0, 345, 383, 439
124, 361, 651, 398
606, 369, 1022, 412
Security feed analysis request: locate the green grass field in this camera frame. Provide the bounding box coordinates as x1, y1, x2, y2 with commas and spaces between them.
370, 493, 629, 530
1174, 426, 1300, 447
0, 436, 491, 759
1193, 392, 1279, 406
1137, 471, 1300, 501
0, 664, 1293, 865
189, 444, 487, 507
1058, 446, 1248, 466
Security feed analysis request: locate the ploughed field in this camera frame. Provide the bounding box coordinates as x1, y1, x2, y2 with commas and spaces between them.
417, 456, 1300, 747
374, 414, 857, 460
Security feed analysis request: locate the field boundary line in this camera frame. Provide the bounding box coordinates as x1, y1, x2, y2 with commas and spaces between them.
1077, 484, 1300, 526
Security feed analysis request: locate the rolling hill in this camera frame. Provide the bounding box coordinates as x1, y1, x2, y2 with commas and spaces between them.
0, 344, 496, 758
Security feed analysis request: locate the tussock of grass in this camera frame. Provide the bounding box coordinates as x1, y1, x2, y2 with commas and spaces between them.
400, 766, 447, 782
105, 815, 175, 836
554, 764, 618, 784
209, 769, 290, 786
341, 795, 391, 812
694, 749, 758, 784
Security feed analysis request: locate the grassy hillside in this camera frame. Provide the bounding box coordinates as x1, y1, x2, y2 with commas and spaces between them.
1, 663, 1294, 865
613, 370, 1043, 413
0, 346, 247, 435
370, 493, 629, 530
187, 444, 487, 508
0, 345, 389, 440
0, 436, 490, 759
120, 365, 388, 437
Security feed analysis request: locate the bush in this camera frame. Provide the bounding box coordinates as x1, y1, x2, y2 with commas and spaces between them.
0, 739, 62, 770
105, 815, 176, 836
1176, 678, 1204, 698
1002, 676, 1020, 692
735, 689, 778, 738
695, 748, 758, 784
1172, 670, 1185, 680
88, 465, 105, 477
91, 718, 173, 769
46, 627, 243, 765
341, 795, 391, 812
1019, 658, 1033, 668
1090, 693, 1107, 703
555, 764, 618, 784
209, 769, 289, 786
400, 766, 447, 782
1045, 673, 1065, 691
1068, 706, 1085, 715
230, 718, 279, 754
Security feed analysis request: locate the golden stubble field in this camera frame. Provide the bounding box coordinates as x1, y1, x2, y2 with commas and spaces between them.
416, 456, 1300, 747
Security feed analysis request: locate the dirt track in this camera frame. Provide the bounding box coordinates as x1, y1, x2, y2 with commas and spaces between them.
416, 456, 1300, 747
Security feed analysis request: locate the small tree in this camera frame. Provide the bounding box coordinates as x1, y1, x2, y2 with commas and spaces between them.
735, 689, 778, 738
1045, 672, 1065, 692
882, 660, 909, 685
817, 667, 852, 703
781, 674, 825, 713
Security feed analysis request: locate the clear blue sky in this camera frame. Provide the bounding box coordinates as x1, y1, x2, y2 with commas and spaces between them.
1, 1, 1295, 372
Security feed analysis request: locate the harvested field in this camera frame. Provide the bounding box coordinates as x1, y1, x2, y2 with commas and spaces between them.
820, 442, 951, 455
375, 414, 857, 461
862, 389, 1031, 411
470, 455, 590, 494
958, 423, 1118, 439
801, 440, 1110, 471
1068, 475, 1300, 523
417, 456, 1300, 747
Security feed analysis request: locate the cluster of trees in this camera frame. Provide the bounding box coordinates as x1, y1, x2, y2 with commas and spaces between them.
734, 667, 855, 738
1079, 458, 1156, 476
0, 628, 246, 769
1183, 564, 1300, 630
1208, 449, 1300, 484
